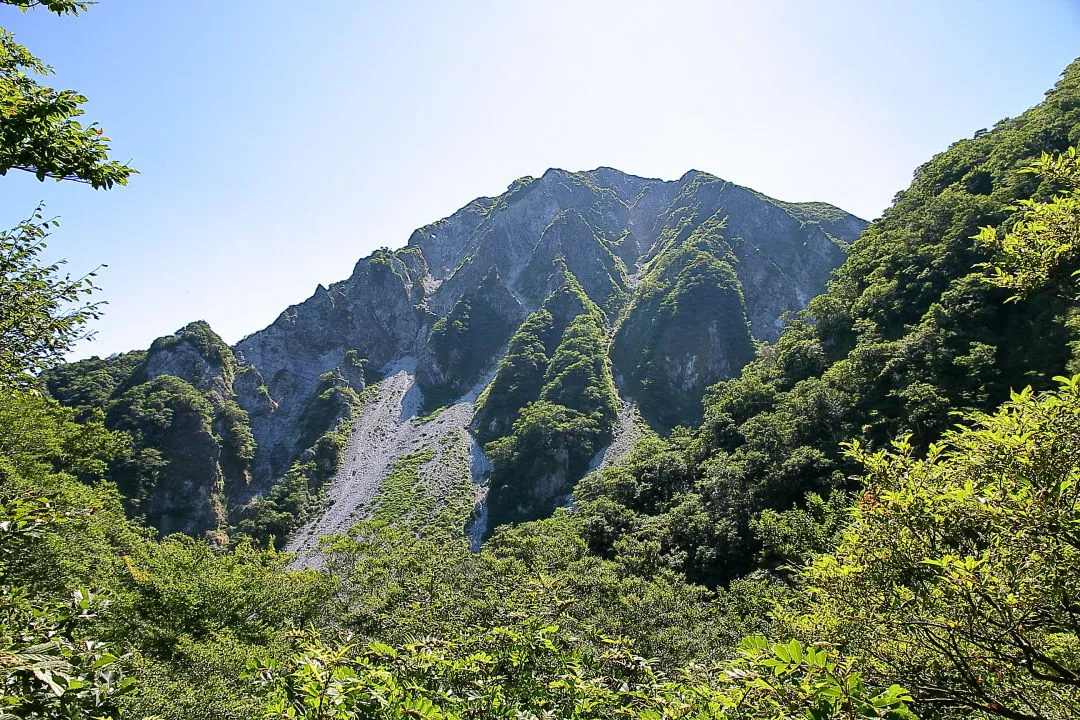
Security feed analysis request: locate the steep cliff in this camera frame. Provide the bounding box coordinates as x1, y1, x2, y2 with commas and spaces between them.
44, 322, 252, 538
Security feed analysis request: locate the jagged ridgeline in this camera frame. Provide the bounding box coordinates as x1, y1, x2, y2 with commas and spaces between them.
43, 168, 865, 548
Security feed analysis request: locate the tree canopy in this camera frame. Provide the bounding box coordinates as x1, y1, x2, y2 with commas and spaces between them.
0, 0, 136, 390
0, 205, 103, 390
0, 1, 134, 187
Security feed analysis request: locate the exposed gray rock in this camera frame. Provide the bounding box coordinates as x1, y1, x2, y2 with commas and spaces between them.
144, 337, 228, 402
286, 359, 493, 568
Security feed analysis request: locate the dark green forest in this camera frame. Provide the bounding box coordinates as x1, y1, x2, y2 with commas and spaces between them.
2, 4, 1080, 719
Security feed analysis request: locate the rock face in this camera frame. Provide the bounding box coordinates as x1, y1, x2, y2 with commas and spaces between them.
47, 167, 866, 545
233, 254, 421, 487
234, 167, 860, 473
96, 322, 252, 538
223, 167, 864, 540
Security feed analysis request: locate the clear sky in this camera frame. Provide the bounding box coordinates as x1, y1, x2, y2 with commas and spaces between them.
2, 0, 1078, 359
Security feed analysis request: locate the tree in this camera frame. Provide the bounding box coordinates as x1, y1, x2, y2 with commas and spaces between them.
0, 0, 135, 187
0, 496, 134, 720
0, 205, 102, 390
248, 627, 916, 720
3, 2, 90, 14
783, 149, 1080, 720
0, 585, 135, 719
0, 1, 136, 388
0, 3, 137, 714
975, 147, 1080, 302
790, 379, 1080, 719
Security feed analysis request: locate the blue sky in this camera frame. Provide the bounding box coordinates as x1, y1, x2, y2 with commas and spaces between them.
2, 0, 1078, 358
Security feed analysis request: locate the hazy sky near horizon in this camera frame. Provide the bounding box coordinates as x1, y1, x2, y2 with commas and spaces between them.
2, 0, 1078, 359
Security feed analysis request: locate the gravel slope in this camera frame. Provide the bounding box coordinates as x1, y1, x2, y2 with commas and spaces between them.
591, 401, 645, 472
285, 356, 643, 567
287, 358, 492, 568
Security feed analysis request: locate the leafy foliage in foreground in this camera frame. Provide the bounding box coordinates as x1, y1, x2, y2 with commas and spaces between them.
0, 3, 135, 187
248, 630, 914, 720
783, 376, 1080, 719
24, 366, 1080, 719
1, 395, 908, 720
0, 583, 134, 720
0, 390, 332, 720
0, 208, 104, 391
0, 461, 134, 720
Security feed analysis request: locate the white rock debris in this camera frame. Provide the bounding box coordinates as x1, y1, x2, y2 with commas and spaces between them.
286, 358, 493, 568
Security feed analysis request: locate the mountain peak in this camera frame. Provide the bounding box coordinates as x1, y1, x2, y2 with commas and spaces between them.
50, 164, 868, 547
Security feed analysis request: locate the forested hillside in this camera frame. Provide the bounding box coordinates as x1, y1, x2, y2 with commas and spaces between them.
2, 3, 1079, 718
567, 58, 1080, 586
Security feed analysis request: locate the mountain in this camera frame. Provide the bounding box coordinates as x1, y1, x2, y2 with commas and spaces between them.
44, 167, 865, 549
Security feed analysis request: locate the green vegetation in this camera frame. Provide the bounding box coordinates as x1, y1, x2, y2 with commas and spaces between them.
371, 450, 435, 527
472, 305, 566, 442
0, 0, 135, 188
428, 432, 477, 537
764, 196, 859, 229
475, 268, 619, 529
0, 206, 108, 391
575, 61, 1080, 588
781, 377, 1080, 717
105, 374, 224, 533
40, 323, 253, 537
297, 370, 361, 454
423, 270, 518, 409
414, 404, 448, 423
8, 241, 1080, 720
975, 146, 1080, 301
0, 415, 330, 718
214, 399, 255, 486
516, 212, 630, 315
41, 319, 374, 545
148, 321, 236, 378
613, 204, 756, 429
249, 629, 913, 720
368, 248, 407, 286
370, 434, 476, 538
0, 494, 135, 719
42, 350, 148, 418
